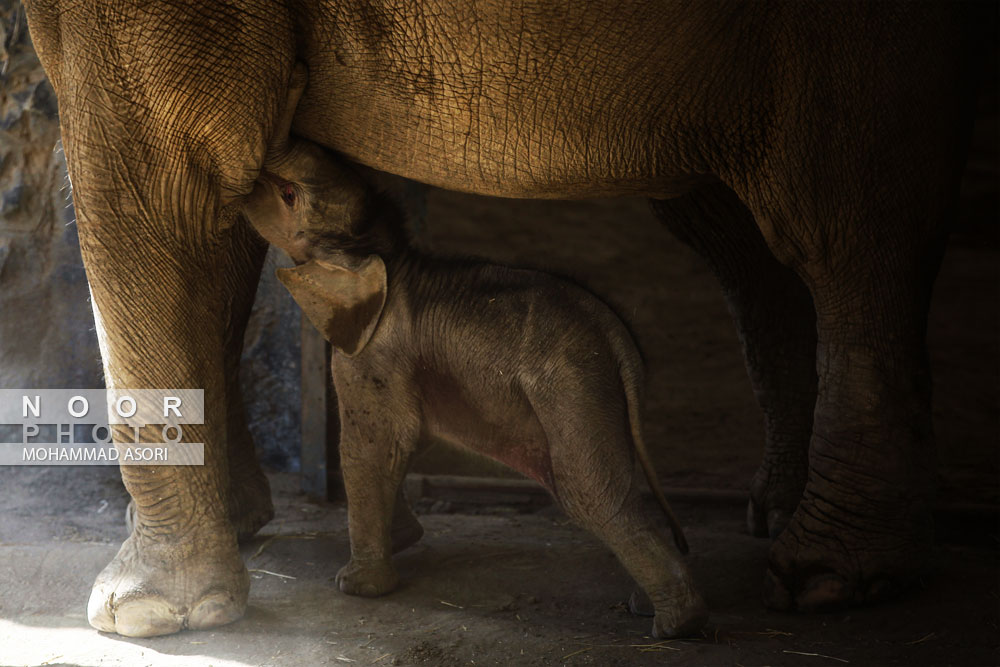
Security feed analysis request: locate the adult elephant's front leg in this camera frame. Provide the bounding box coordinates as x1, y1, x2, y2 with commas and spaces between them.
24, 1, 295, 636
83, 217, 250, 636
122, 220, 272, 542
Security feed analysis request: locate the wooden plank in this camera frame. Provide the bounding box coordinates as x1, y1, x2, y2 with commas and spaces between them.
300, 312, 331, 498
323, 341, 343, 500
403, 474, 1000, 518
404, 474, 749, 508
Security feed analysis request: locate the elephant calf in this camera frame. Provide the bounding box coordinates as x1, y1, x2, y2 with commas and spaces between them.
240, 73, 706, 639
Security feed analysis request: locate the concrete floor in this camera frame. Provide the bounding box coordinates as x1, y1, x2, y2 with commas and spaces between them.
0, 469, 996, 666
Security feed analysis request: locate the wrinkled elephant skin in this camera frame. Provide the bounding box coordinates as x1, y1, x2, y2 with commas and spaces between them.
20, 0, 985, 637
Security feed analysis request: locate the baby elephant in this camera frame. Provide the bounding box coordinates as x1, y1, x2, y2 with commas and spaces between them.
243, 69, 707, 639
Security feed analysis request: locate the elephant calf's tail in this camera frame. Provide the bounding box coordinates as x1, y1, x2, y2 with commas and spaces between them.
621, 365, 689, 555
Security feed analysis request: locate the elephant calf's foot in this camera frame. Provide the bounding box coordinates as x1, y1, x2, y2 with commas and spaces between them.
628, 588, 654, 617
629, 584, 707, 638
336, 557, 399, 597
88, 533, 249, 637
746, 455, 807, 539
763, 492, 932, 612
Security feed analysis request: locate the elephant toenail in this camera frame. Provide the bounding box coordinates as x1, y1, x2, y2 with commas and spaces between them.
113, 598, 184, 637
189, 593, 242, 630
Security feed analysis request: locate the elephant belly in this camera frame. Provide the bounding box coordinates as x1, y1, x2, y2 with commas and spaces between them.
292, 0, 756, 198
418, 368, 555, 489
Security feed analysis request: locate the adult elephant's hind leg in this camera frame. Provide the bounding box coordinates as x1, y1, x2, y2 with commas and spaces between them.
741, 11, 971, 607
651, 185, 817, 538
759, 230, 942, 612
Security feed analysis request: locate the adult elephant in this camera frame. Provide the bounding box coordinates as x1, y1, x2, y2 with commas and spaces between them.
22, 0, 981, 637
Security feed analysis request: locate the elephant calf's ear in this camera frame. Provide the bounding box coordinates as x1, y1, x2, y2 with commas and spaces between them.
276, 256, 387, 357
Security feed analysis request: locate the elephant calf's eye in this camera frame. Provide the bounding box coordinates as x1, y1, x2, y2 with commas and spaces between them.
281, 183, 297, 207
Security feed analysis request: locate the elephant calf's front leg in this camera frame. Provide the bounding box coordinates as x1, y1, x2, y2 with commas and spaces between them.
336, 403, 418, 597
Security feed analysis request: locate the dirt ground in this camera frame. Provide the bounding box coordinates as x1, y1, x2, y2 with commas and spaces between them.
0, 469, 996, 667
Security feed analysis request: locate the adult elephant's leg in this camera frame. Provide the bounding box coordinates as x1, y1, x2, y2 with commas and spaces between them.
220, 219, 273, 539
651, 185, 817, 538
756, 224, 943, 611
735, 12, 971, 608
123, 219, 272, 541
28, 3, 294, 636
84, 221, 251, 637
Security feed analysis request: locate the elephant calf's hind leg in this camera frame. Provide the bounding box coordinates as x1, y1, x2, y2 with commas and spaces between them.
566, 489, 707, 639
541, 389, 706, 638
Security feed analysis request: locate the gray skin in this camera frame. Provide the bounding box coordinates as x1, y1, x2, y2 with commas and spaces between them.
241, 71, 704, 638
22, 0, 984, 637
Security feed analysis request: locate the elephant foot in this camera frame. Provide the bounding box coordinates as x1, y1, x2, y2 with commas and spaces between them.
628, 588, 654, 617
746, 454, 807, 539
763, 491, 931, 612
336, 557, 399, 597
88, 533, 249, 637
